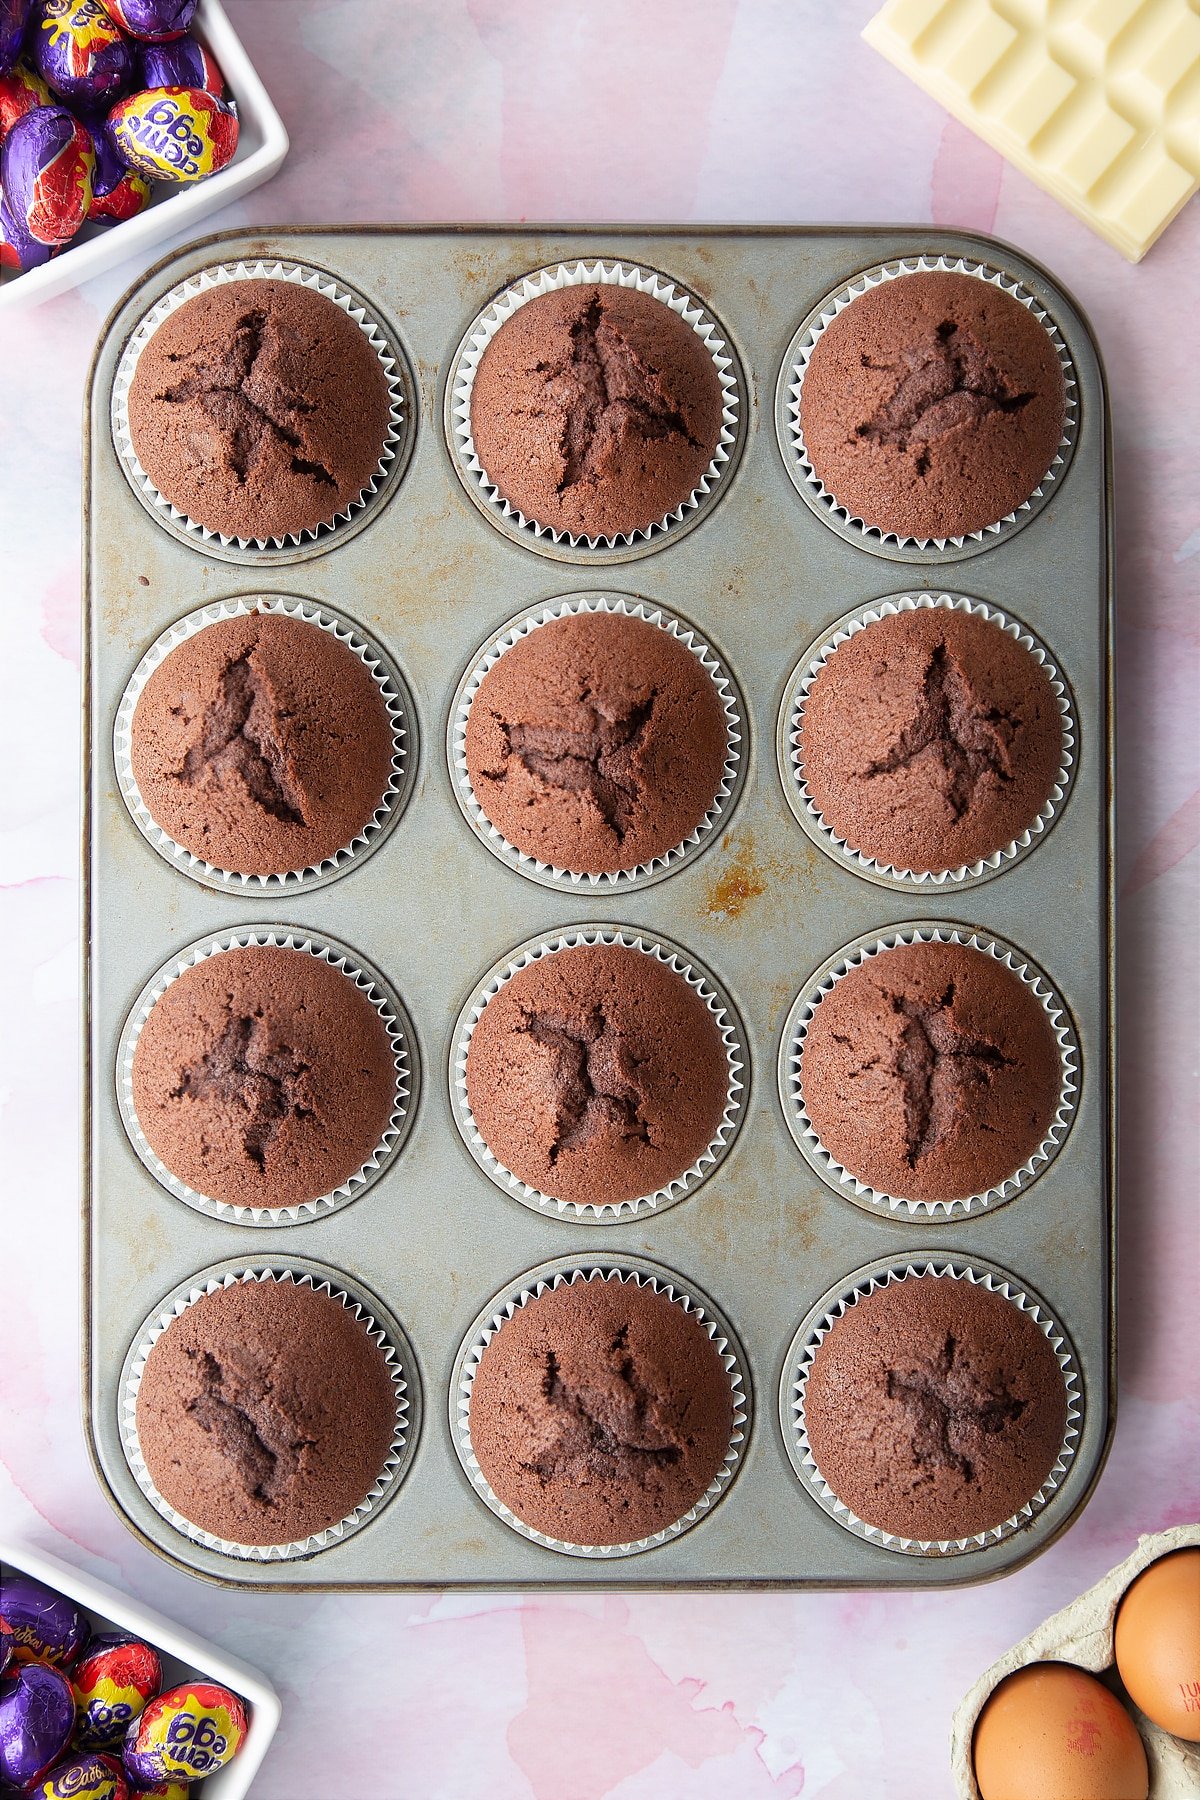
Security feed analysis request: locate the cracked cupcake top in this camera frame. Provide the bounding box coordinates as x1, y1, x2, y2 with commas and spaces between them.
136, 1277, 396, 1546
464, 611, 729, 874
127, 279, 392, 541
464, 942, 728, 1208
799, 607, 1064, 873
131, 944, 396, 1210
469, 284, 726, 539
798, 270, 1066, 540
799, 941, 1061, 1204
469, 1276, 734, 1544
803, 1274, 1068, 1541
131, 612, 396, 877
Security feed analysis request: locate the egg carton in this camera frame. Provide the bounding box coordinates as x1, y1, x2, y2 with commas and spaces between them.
951, 1524, 1200, 1798
82, 225, 1114, 1589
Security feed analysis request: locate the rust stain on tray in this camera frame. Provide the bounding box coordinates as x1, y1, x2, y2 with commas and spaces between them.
702, 829, 773, 920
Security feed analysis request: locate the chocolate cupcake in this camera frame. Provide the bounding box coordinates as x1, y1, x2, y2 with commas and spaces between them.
801, 1270, 1071, 1543
463, 940, 731, 1209
463, 609, 731, 876
128, 610, 398, 879
134, 1275, 399, 1548
797, 605, 1067, 875
798, 268, 1067, 541
468, 282, 726, 539
126, 277, 394, 542
129, 944, 399, 1212
468, 1273, 736, 1546
798, 940, 1064, 1205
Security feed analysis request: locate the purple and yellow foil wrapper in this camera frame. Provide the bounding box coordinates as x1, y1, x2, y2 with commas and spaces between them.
32, 0, 133, 109
0, 0, 36, 77
0, 1660, 76, 1790
99, 0, 195, 42
122, 1681, 246, 1784
0, 1572, 89, 1670
0, 185, 60, 264
72, 1634, 161, 1753
107, 82, 236, 182
0, 102, 94, 246
138, 32, 219, 96
29, 1749, 130, 1799
0, 58, 50, 141
86, 115, 147, 219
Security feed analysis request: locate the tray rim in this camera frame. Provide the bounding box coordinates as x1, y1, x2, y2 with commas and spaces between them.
80, 221, 1117, 1592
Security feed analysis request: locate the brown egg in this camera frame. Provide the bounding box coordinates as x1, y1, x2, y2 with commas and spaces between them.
1114, 1547, 1200, 1741
973, 1662, 1149, 1800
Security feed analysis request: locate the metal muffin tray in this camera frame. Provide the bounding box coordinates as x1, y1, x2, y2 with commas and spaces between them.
83, 226, 1114, 1590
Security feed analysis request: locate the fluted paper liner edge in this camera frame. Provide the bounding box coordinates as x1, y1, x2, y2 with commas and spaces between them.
448, 259, 742, 554
784, 1257, 1082, 1558
779, 923, 1079, 1218
779, 255, 1078, 555
111, 259, 409, 556
116, 927, 416, 1226
114, 596, 414, 893
452, 1261, 749, 1558
450, 925, 747, 1222
121, 1265, 415, 1562
449, 593, 745, 891
780, 593, 1077, 887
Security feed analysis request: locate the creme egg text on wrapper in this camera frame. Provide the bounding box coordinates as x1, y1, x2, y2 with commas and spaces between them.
1114, 1547, 1200, 1742
106, 82, 235, 181
973, 1661, 1149, 1800
121, 1680, 247, 1785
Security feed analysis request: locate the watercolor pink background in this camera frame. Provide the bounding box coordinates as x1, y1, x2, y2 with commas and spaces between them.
1, 4, 1198, 1795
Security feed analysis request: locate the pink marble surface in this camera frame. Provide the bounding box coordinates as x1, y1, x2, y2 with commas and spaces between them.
1, 3, 1198, 1794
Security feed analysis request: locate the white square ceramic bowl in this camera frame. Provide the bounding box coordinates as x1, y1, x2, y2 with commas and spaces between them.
0, 0, 288, 311
0, 1538, 281, 1797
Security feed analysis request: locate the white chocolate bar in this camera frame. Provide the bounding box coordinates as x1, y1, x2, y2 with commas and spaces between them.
863, 0, 1200, 261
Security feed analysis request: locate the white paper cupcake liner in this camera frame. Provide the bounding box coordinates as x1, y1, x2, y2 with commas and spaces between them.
780, 1255, 1083, 1557
778, 593, 1077, 889
120, 1261, 419, 1562
114, 596, 416, 895
450, 924, 747, 1222
448, 592, 746, 891
451, 1257, 750, 1558
778, 923, 1079, 1219
111, 259, 413, 562
775, 255, 1079, 560
116, 926, 418, 1226
446, 259, 744, 559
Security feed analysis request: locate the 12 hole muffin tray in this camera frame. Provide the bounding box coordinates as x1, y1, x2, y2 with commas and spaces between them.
83, 226, 1113, 1589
